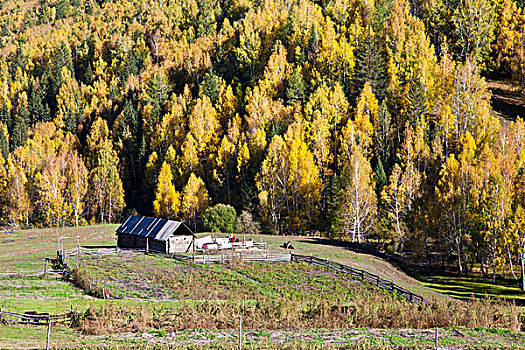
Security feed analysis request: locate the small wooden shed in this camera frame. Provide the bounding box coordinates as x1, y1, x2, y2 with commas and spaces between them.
116, 215, 195, 254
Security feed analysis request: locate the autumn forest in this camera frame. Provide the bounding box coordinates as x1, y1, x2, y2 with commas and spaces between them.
0, 0, 524, 278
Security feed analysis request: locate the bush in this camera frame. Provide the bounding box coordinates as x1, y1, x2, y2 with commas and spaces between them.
202, 204, 237, 233
236, 211, 261, 235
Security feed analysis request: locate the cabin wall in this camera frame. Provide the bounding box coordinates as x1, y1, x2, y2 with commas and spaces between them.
135, 236, 146, 248
118, 233, 146, 249
168, 235, 194, 253
118, 232, 194, 254
117, 233, 134, 248
117, 233, 147, 250
149, 239, 167, 253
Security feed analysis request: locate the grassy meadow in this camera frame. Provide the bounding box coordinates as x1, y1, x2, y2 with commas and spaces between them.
0, 225, 525, 348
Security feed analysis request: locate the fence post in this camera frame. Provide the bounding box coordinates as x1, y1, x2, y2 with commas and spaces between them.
45, 317, 51, 350
376, 275, 379, 286
435, 327, 438, 348
238, 315, 242, 350
43, 260, 48, 278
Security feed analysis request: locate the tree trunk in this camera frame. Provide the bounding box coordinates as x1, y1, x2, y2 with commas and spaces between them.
521, 253, 525, 291
508, 246, 517, 280
457, 239, 463, 277
226, 170, 231, 205
395, 207, 403, 251
193, 208, 197, 233
109, 194, 112, 224
492, 261, 496, 284
425, 229, 432, 269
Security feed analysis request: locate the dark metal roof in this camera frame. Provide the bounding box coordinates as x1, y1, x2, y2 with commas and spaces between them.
116, 215, 194, 241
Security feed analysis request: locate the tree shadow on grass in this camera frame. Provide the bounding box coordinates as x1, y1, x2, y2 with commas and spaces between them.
298, 237, 525, 303
297, 237, 422, 277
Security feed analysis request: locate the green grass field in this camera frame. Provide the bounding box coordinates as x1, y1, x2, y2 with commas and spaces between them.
1, 225, 525, 349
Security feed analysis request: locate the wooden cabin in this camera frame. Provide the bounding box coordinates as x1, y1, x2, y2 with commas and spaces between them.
116, 215, 195, 254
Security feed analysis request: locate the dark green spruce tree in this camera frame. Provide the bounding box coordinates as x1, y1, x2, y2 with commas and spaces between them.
10, 96, 29, 152
0, 102, 10, 126
201, 68, 220, 104
9, 45, 27, 77
55, 0, 70, 20
327, 173, 342, 238
0, 126, 8, 162
115, 98, 146, 212
404, 76, 428, 130
374, 100, 394, 169
286, 66, 306, 106
375, 158, 388, 192
28, 79, 51, 124
196, 0, 218, 37
353, 26, 388, 102
50, 41, 74, 117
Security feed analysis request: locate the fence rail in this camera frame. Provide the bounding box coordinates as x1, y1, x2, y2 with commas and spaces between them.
0, 310, 72, 324
60, 244, 424, 304
165, 252, 291, 264
291, 254, 426, 304
63, 247, 118, 256
0, 269, 63, 278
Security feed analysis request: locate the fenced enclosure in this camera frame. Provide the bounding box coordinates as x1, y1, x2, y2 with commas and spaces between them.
291, 254, 426, 303
52, 245, 426, 303
169, 251, 292, 263
0, 309, 72, 325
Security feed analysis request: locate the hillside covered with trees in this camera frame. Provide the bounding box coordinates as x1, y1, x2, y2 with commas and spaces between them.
0, 0, 524, 279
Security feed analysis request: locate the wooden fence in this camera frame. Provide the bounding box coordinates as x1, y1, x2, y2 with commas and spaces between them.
164, 251, 292, 264
60, 244, 425, 304
0, 309, 72, 324
291, 254, 426, 303
0, 269, 63, 278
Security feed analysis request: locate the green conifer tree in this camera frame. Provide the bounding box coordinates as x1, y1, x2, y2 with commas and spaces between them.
56, 0, 70, 20
375, 100, 394, 167
0, 103, 10, 126
0, 127, 8, 161
201, 68, 220, 104
328, 173, 342, 237
286, 66, 306, 106
353, 26, 388, 102
375, 158, 388, 191
28, 80, 51, 124
10, 97, 29, 151
405, 77, 428, 129
9, 45, 27, 77
196, 0, 217, 37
